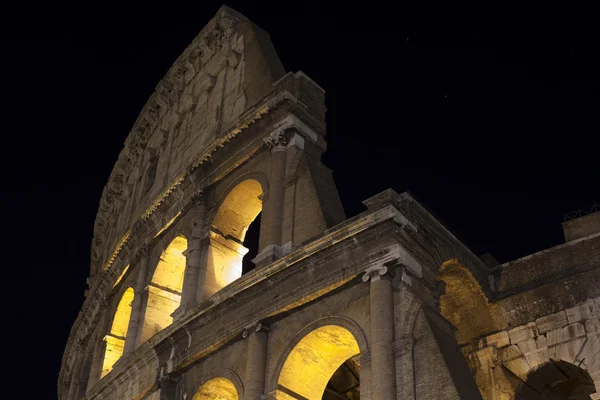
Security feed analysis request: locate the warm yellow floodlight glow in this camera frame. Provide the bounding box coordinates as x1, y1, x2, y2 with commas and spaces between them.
101, 287, 134, 377
438, 260, 499, 344
278, 325, 360, 400
204, 179, 262, 298
139, 236, 187, 343
192, 377, 238, 400
212, 179, 262, 242
151, 235, 187, 293
113, 264, 129, 288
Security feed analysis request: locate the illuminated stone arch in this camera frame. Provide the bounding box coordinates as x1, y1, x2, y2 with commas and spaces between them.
191, 369, 243, 400
101, 287, 134, 377
139, 235, 187, 343
272, 317, 367, 400
515, 360, 597, 399
205, 177, 264, 298
438, 259, 498, 345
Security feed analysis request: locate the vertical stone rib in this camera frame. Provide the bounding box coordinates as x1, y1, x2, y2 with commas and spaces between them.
243, 323, 269, 400
123, 249, 149, 355
180, 198, 207, 307
364, 265, 396, 400
264, 147, 286, 249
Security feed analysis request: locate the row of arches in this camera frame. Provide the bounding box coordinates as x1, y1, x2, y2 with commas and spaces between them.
93, 254, 599, 399
99, 179, 265, 378
184, 322, 363, 400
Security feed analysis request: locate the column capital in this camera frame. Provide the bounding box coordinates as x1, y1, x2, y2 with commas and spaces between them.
362, 264, 392, 282
264, 128, 294, 152
242, 322, 269, 338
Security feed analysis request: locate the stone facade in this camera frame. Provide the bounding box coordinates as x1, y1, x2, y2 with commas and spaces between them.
59, 6, 600, 400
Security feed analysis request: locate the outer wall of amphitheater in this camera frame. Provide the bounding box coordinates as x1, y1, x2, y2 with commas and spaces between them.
60, 6, 600, 400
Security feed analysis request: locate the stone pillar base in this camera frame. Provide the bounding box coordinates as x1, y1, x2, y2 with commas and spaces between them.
252, 244, 282, 269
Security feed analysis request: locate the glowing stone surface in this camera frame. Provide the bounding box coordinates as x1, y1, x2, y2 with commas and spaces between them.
205, 179, 262, 297
192, 377, 238, 400
278, 325, 360, 399
139, 236, 187, 343
101, 287, 134, 377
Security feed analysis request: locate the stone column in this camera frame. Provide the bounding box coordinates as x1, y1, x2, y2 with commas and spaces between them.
253, 130, 290, 268
177, 197, 207, 314
362, 264, 396, 400
123, 246, 149, 355
243, 323, 269, 400
159, 375, 178, 400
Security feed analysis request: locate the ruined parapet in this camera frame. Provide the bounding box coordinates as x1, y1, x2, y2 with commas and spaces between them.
563, 205, 600, 242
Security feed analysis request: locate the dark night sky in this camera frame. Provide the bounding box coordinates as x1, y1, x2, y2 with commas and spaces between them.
2, 1, 599, 397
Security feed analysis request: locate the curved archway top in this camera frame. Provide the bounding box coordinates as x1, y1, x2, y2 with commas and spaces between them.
517, 360, 597, 399
90, 5, 285, 275
438, 259, 498, 344
151, 235, 188, 293
109, 287, 135, 338
192, 377, 239, 400
274, 318, 366, 400
212, 179, 263, 242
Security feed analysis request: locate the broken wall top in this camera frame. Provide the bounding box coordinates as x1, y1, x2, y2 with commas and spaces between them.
91, 6, 289, 274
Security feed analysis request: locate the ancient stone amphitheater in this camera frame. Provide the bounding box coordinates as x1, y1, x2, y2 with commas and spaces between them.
60, 6, 600, 400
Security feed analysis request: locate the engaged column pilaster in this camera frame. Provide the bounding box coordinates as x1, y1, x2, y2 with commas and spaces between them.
174, 197, 207, 319
242, 322, 269, 400
252, 129, 291, 268
123, 246, 149, 355
363, 264, 397, 400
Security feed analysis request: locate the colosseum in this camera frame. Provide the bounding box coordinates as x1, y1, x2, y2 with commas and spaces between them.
60, 6, 600, 400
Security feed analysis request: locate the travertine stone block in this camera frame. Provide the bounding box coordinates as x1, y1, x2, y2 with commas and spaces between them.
566, 300, 598, 323
508, 324, 536, 344
536, 311, 567, 334
483, 331, 509, 349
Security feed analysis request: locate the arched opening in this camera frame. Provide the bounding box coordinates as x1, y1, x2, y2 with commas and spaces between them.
139, 235, 187, 343
242, 211, 261, 275
192, 377, 239, 400
101, 287, 134, 377
437, 260, 497, 345
206, 179, 262, 298
516, 360, 597, 400
277, 325, 361, 399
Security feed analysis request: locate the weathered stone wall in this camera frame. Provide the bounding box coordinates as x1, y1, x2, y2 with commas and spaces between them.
466, 295, 600, 400
492, 232, 600, 298
62, 5, 600, 400
563, 211, 600, 242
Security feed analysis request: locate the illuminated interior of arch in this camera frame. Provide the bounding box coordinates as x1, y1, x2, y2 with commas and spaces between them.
101, 287, 134, 377
205, 179, 263, 298
277, 325, 360, 400
191, 377, 238, 400
139, 235, 187, 344
438, 260, 499, 344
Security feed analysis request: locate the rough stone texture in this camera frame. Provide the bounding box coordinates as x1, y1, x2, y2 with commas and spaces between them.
563, 210, 600, 242
60, 6, 600, 400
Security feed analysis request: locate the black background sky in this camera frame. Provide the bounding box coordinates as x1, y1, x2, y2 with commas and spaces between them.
2, 1, 599, 397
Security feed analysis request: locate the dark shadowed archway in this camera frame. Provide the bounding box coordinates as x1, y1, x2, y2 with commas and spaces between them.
516, 360, 597, 400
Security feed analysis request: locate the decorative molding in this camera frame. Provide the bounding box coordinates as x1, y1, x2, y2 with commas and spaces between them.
362, 264, 389, 282
242, 321, 269, 338
264, 114, 318, 153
